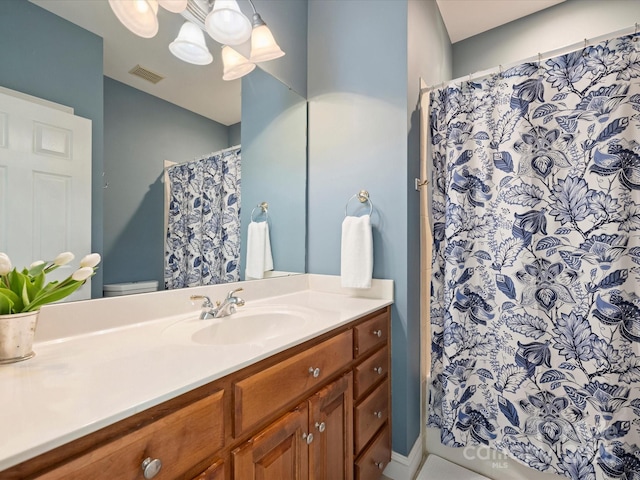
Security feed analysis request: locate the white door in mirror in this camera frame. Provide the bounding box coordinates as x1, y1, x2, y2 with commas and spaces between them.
0, 88, 92, 301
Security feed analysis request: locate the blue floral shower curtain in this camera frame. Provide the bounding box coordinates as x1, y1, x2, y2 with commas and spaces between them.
429, 33, 640, 479
165, 147, 241, 289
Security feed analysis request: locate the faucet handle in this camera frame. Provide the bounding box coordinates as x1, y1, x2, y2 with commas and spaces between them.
227, 287, 244, 298
190, 295, 213, 308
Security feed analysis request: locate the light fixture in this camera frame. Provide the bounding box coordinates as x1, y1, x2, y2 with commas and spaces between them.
108, 0, 159, 39
108, 0, 285, 82
248, 11, 285, 63
221, 46, 256, 81
205, 0, 252, 46
170, 22, 213, 65
157, 0, 188, 13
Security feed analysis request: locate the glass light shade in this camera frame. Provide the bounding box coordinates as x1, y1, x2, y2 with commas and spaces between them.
169, 22, 213, 65
158, 0, 187, 13
222, 46, 256, 81
108, 0, 159, 38
205, 0, 252, 46
249, 24, 285, 63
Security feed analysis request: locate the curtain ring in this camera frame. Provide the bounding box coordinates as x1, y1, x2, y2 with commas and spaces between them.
583, 38, 589, 57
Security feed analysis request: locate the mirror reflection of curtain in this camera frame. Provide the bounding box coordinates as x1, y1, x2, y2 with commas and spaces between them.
164, 146, 241, 289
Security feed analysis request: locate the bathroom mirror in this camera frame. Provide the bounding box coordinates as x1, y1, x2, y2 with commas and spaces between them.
2, 0, 307, 295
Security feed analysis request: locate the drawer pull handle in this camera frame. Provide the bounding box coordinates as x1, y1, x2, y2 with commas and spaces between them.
373, 411, 383, 419
372, 329, 382, 337
309, 367, 321, 378
315, 421, 326, 432
375, 461, 385, 470
303, 432, 314, 444
373, 366, 383, 374
141, 457, 162, 479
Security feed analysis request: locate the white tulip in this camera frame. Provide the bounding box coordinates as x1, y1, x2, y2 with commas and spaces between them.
0, 253, 12, 275
71, 267, 94, 282
30, 260, 45, 269
53, 252, 75, 266
80, 253, 101, 268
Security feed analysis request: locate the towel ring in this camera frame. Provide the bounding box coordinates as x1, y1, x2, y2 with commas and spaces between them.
251, 202, 269, 222
344, 190, 373, 217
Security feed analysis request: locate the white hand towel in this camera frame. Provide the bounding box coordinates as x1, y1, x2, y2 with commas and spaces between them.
245, 221, 274, 279
341, 215, 373, 289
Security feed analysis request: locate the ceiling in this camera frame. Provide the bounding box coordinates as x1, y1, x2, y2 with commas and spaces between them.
29, 0, 566, 125
31, 0, 242, 126
436, 0, 566, 43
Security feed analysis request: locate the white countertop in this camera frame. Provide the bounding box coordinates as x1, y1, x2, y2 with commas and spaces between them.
0, 274, 393, 471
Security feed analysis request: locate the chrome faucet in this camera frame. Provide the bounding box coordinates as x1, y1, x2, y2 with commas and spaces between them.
190, 288, 245, 319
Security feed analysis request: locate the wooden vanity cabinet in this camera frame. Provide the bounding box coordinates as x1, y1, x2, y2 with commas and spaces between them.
233, 372, 353, 480
6, 307, 391, 480
232, 405, 310, 480
193, 459, 225, 480
26, 390, 225, 480
353, 309, 391, 479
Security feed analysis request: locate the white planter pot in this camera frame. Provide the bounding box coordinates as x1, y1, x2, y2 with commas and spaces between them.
0, 311, 39, 364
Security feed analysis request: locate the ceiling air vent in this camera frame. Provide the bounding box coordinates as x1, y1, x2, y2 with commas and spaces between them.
128, 65, 165, 84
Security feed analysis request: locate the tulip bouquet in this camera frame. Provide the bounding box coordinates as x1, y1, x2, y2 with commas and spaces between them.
0, 252, 101, 315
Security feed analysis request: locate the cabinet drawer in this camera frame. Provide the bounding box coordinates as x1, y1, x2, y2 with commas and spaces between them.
354, 346, 388, 400
37, 390, 225, 480
234, 330, 353, 436
355, 425, 390, 480
354, 310, 388, 358
354, 379, 389, 453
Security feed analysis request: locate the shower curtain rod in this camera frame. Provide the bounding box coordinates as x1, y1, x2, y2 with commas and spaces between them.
195, 144, 241, 161
421, 23, 638, 94
164, 144, 242, 169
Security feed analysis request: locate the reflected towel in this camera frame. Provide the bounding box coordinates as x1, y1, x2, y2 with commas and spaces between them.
245, 221, 274, 279
341, 215, 373, 289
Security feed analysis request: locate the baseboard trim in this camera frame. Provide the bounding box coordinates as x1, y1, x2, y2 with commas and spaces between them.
383, 435, 423, 480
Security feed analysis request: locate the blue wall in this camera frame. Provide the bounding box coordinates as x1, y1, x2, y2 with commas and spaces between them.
307, 0, 420, 457
248, 0, 308, 98
307, 0, 451, 457
452, 0, 640, 78
0, 0, 104, 297
241, 68, 307, 277
103, 78, 230, 286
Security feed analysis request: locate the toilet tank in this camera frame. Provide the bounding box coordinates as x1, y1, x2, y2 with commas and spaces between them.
103, 281, 159, 297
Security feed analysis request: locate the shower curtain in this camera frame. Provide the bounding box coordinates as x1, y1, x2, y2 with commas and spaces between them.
428, 33, 640, 479
164, 147, 241, 289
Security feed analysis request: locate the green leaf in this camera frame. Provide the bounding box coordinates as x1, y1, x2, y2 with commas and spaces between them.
0, 290, 16, 314
21, 281, 31, 309
24, 281, 84, 312
7, 269, 25, 297
0, 286, 23, 313
27, 263, 47, 276
23, 272, 45, 304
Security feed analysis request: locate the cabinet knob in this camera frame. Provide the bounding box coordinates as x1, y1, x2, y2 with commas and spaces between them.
373, 411, 382, 419
302, 432, 314, 444
372, 329, 382, 338
308, 367, 321, 378
315, 421, 326, 432
373, 366, 383, 375
375, 461, 385, 470
141, 457, 162, 479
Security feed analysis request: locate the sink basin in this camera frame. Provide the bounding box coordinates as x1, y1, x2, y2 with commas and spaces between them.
163, 305, 315, 346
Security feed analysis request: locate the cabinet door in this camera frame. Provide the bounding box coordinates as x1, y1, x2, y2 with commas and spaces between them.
308, 373, 354, 480
193, 459, 225, 480
233, 405, 309, 480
